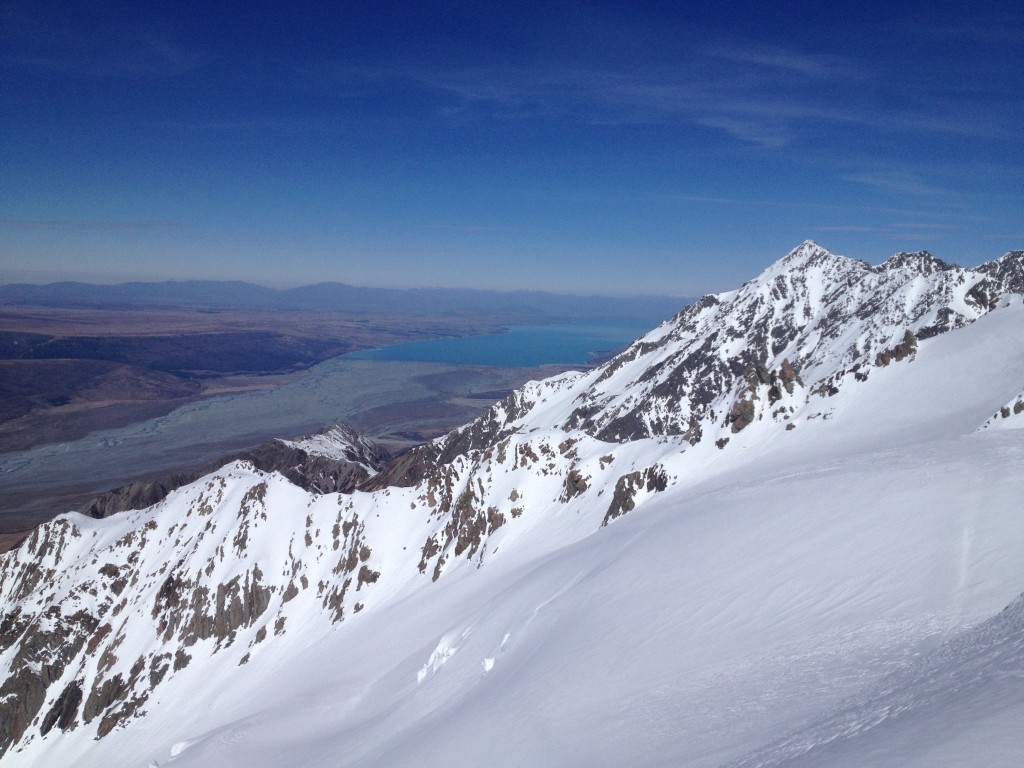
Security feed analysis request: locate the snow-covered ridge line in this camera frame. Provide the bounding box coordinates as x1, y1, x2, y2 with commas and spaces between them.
557, 241, 1021, 443
374, 241, 1024, 487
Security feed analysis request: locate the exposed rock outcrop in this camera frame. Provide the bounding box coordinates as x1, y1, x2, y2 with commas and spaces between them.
874, 330, 918, 367
603, 466, 669, 526
977, 250, 1024, 294
81, 424, 389, 519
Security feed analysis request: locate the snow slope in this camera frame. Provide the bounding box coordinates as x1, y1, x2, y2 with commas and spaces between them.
1, 243, 1022, 767
729, 590, 1024, 767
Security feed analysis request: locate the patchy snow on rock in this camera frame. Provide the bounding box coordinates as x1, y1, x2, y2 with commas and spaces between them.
979, 391, 1024, 432
277, 423, 386, 474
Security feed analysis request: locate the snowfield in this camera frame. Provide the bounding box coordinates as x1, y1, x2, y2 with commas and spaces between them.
1, 244, 1022, 767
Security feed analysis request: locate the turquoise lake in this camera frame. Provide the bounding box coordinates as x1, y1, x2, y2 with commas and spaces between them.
0, 319, 661, 525
346, 320, 657, 367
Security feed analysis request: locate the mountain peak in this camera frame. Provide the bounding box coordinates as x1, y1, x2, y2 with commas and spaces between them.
757, 241, 869, 284
977, 250, 1024, 294
781, 239, 836, 264
793, 238, 827, 253
880, 250, 955, 275
507, 242, 1018, 445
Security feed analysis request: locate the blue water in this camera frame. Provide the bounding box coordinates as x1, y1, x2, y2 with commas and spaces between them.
347, 320, 655, 367
0, 319, 659, 522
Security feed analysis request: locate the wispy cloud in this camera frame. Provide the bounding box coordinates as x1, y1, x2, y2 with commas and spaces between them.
315, 60, 841, 147
308, 35, 1009, 150
816, 222, 960, 233
424, 223, 525, 233
692, 116, 790, 148
903, 18, 1024, 45
890, 222, 960, 230
842, 170, 959, 198
1, 3, 201, 78
0, 219, 184, 232
815, 225, 879, 233
668, 195, 955, 220
706, 44, 857, 79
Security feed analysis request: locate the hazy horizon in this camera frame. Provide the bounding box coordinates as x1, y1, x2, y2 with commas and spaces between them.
0, 270, 691, 298
3, 238, 1022, 296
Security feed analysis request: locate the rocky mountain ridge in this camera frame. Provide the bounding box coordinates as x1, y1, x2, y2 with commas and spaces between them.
374, 241, 1022, 486
0, 241, 1021, 762
78, 424, 390, 520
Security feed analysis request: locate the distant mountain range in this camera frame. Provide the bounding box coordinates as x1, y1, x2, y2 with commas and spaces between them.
0, 280, 690, 323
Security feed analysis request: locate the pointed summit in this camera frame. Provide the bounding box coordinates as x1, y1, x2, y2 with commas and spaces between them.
791, 238, 829, 255
778, 239, 837, 266
753, 241, 869, 286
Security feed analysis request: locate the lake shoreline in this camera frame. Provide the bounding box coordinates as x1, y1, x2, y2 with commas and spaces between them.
0, 319, 655, 534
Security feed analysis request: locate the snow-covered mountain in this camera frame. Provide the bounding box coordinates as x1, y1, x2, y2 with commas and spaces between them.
79, 423, 389, 519
1, 242, 1022, 767
376, 242, 1017, 476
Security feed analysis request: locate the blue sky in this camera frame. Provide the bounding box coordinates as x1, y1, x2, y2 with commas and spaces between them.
1, 0, 1021, 296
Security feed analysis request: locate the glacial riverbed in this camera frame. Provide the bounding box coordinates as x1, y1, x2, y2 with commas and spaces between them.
0, 319, 657, 529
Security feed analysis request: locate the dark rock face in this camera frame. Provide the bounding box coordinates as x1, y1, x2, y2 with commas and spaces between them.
321, 514, 376, 623
151, 566, 272, 649
80, 474, 198, 519
416, 466, 508, 581
964, 280, 1001, 313
39, 680, 83, 736
603, 466, 669, 526
365, 441, 447, 491
81, 424, 389, 519
881, 250, 953, 275
0, 668, 49, 751
0, 521, 95, 753
875, 330, 918, 367
561, 468, 590, 501
729, 397, 756, 433
987, 395, 1024, 425
84, 666, 147, 739
720, 359, 802, 434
